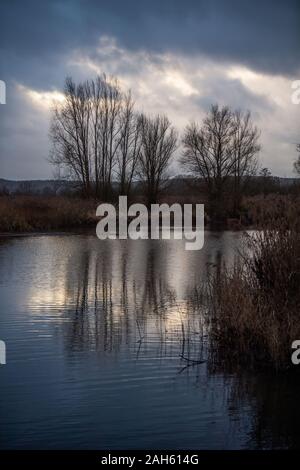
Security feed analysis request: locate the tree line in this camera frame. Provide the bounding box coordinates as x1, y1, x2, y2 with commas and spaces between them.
50, 74, 261, 218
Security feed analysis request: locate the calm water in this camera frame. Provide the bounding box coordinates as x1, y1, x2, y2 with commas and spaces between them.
0, 232, 300, 449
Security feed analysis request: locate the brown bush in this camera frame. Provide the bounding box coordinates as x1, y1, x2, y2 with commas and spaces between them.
0, 196, 98, 232
209, 196, 300, 369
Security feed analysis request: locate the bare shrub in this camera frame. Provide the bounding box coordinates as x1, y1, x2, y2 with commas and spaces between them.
0, 196, 97, 232
208, 197, 300, 369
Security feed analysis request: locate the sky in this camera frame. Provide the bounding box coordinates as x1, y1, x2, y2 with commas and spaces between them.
0, 0, 299, 180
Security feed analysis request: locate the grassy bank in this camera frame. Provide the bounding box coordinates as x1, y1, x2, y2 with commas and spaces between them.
0, 196, 98, 232
1, 193, 299, 236
208, 196, 300, 370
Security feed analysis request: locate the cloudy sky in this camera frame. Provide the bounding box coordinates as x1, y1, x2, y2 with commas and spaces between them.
0, 0, 299, 179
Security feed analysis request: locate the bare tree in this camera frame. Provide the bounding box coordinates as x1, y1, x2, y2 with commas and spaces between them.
137, 114, 178, 206
50, 74, 124, 199
231, 110, 260, 213
259, 167, 272, 178
181, 105, 260, 219
95, 75, 123, 198
116, 92, 141, 196
50, 77, 93, 197
181, 105, 236, 219
258, 167, 279, 195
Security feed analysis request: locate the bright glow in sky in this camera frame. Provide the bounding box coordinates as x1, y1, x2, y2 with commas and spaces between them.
11, 35, 299, 179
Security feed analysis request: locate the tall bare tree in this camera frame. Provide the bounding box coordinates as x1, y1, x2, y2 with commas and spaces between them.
95, 75, 123, 198
231, 110, 260, 213
137, 114, 178, 206
181, 105, 235, 218
50, 74, 123, 198
116, 92, 141, 196
50, 77, 93, 197
181, 105, 260, 219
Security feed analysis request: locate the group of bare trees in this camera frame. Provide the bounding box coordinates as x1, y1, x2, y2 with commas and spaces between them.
50, 74, 260, 215
50, 75, 177, 204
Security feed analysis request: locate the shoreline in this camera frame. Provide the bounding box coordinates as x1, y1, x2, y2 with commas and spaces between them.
0, 226, 255, 238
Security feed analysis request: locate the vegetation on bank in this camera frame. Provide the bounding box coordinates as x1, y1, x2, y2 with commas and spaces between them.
208, 196, 300, 370
0, 192, 300, 234
0, 196, 97, 232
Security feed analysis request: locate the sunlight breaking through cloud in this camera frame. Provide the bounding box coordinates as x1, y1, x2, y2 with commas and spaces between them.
17, 84, 65, 110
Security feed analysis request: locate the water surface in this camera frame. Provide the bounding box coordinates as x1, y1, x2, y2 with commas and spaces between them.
0, 233, 299, 449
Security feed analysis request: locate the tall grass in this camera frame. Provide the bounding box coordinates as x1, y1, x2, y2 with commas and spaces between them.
209, 196, 300, 369
0, 196, 97, 232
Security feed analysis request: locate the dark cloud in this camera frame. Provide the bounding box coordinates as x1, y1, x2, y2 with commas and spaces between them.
0, 0, 299, 84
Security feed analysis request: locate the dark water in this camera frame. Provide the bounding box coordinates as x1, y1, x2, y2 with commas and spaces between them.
0, 232, 300, 449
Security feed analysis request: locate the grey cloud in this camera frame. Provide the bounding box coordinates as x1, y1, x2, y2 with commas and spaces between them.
194, 77, 274, 116
0, 0, 299, 84
0, 0, 299, 179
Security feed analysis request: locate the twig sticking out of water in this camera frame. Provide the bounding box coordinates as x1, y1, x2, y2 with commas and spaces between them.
179, 354, 206, 365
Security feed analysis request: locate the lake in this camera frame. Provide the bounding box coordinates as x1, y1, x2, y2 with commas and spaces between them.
0, 232, 300, 449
